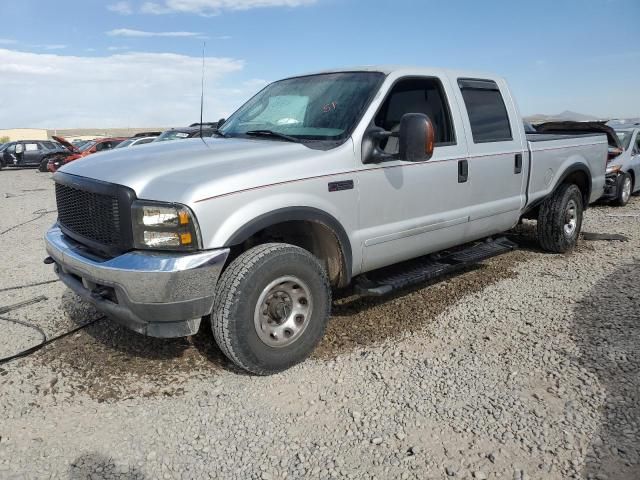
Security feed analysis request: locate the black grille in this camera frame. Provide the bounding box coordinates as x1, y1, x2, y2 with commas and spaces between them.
55, 183, 121, 246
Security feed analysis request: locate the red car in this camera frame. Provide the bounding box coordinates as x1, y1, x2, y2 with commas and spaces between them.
48, 136, 128, 172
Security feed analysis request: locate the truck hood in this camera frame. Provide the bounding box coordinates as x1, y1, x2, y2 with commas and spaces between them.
59, 137, 348, 204
52, 135, 80, 153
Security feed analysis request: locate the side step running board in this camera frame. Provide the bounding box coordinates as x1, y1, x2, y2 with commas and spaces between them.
354, 237, 517, 297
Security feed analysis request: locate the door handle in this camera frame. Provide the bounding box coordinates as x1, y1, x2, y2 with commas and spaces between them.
458, 159, 468, 183
514, 153, 523, 174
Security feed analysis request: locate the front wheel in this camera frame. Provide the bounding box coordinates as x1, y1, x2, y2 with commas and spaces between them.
38, 159, 49, 172
613, 173, 632, 206
537, 183, 583, 253
212, 243, 331, 375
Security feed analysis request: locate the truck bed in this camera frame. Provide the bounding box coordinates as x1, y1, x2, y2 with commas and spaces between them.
526, 133, 603, 143
526, 133, 608, 208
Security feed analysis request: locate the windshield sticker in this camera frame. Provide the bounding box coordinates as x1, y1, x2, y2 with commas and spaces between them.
175, 132, 190, 138
322, 101, 337, 113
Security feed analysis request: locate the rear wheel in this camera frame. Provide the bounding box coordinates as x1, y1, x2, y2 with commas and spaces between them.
537, 183, 583, 253
613, 173, 632, 206
212, 243, 331, 375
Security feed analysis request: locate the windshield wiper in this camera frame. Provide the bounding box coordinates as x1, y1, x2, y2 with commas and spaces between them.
245, 130, 300, 143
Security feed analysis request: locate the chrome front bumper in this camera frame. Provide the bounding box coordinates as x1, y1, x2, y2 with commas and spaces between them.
45, 226, 229, 338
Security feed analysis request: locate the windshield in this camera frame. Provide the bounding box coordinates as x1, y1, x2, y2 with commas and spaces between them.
0, 143, 9, 152
79, 141, 96, 152
616, 130, 634, 150
115, 138, 135, 149
153, 130, 192, 142
219, 72, 384, 141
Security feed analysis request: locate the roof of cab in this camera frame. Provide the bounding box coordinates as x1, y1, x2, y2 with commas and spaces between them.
285, 65, 504, 82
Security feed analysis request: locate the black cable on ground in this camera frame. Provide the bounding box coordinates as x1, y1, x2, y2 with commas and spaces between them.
0, 295, 49, 314
0, 295, 105, 365
0, 208, 57, 236
0, 316, 104, 365
0, 279, 58, 293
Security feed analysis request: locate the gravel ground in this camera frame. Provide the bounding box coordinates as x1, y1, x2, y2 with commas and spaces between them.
0, 169, 638, 480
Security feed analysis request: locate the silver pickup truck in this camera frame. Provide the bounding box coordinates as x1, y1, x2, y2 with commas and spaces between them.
45, 67, 606, 374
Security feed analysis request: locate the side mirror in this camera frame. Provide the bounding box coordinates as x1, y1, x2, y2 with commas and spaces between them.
217, 118, 226, 128
398, 113, 435, 162
15, 144, 24, 154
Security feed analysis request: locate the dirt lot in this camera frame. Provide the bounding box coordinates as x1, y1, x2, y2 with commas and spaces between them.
0, 169, 638, 479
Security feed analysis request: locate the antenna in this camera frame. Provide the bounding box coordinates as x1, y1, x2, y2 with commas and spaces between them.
199, 41, 206, 140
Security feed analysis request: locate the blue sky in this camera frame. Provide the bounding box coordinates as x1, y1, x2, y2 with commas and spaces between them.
0, 0, 638, 128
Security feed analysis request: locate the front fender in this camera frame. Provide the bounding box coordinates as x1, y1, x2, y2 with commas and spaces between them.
191, 183, 359, 275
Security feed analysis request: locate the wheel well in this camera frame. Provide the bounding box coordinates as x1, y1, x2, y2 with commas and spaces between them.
231, 220, 349, 288
628, 169, 635, 189
562, 170, 590, 206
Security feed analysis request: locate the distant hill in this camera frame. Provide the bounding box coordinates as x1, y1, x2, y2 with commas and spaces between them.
525, 110, 603, 124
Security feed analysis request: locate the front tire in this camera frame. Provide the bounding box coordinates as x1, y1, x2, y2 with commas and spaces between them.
613, 173, 632, 206
38, 159, 49, 172
212, 243, 331, 375
537, 183, 583, 253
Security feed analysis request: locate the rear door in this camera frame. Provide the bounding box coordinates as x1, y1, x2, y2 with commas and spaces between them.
451, 77, 527, 236
22, 142, 42, 165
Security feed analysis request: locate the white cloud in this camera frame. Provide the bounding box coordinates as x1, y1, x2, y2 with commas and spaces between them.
0, 38, 17, 45
107, 46, 131, 51
108, 1, 134, 14
107, 28, 202, 37
0, 48, 253, 128
140, 0, 316, 15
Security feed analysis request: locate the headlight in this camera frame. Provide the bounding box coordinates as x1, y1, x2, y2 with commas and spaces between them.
131, 201, 201, 251
606, 164, 622, 175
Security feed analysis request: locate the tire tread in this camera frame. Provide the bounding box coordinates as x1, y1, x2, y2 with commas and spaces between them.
212, 243, 330, 375
537, 183, 583, 253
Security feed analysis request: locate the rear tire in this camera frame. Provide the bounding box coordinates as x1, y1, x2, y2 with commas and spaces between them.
537, 183, 583, 253
212, 243, 331, 375
613, 173, 632, 206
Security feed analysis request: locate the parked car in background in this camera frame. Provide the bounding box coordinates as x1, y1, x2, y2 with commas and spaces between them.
132, 131, 162, 138
45, 66, 607, 374
72, 139, 90, 149
114, 136, 158, 149
0, 140, 71, 171
536, 121, 624, 162
153, 124, 219, 142
48, 136, 127, 172
600, 128, 640, 206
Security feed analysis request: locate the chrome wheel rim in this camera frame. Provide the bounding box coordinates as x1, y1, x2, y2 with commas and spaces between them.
622, 176, 632, 203
254, 276, 313, 348
564, 199, 578, 237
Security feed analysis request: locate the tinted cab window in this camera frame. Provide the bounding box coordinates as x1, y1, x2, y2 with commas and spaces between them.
374, 77, 456, 152
458, 79, 512, 143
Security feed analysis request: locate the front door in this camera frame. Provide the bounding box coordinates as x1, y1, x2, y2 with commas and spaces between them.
357, 76, 471, 272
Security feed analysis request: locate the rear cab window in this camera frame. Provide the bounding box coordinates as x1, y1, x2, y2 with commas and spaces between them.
458, 79, 512, 144
453, 77, 524, 159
